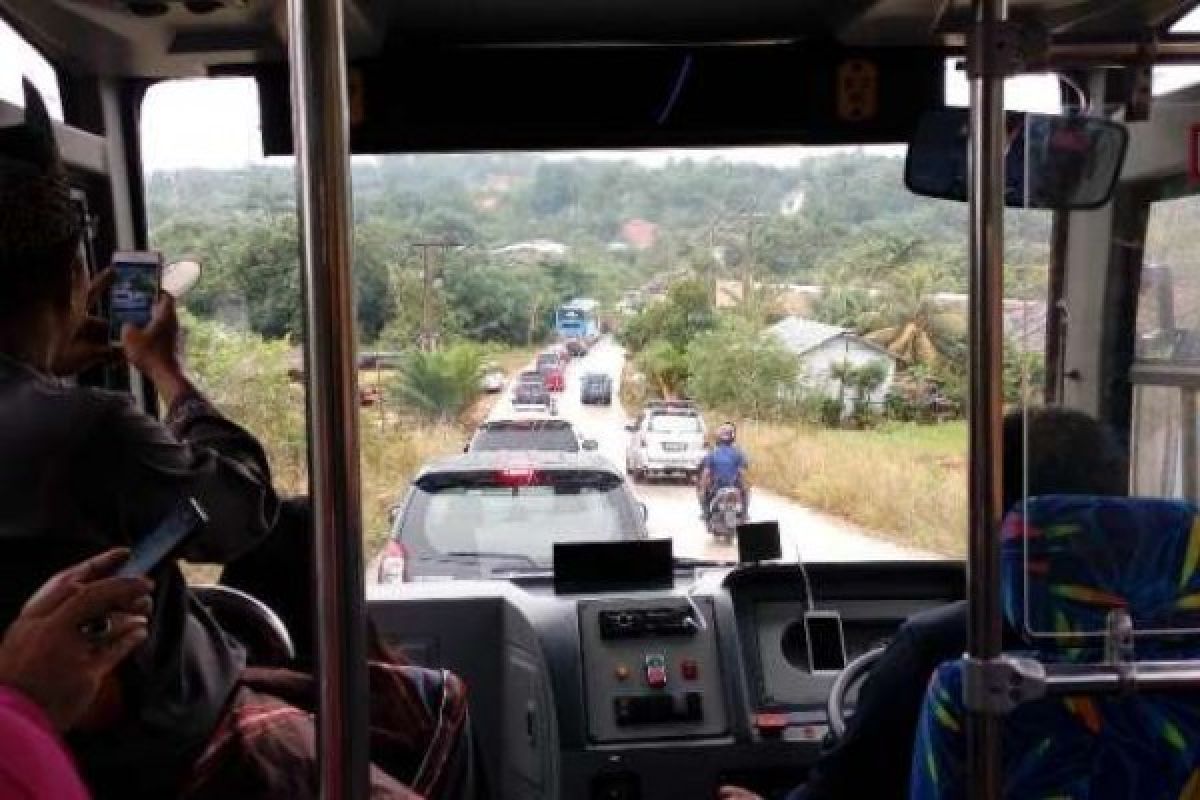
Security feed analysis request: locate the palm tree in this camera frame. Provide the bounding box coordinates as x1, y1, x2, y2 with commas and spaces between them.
860, 264, 965, 368
390, 346, 482, 421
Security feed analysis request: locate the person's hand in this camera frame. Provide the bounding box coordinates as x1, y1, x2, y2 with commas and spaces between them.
121, 292, 191, 406
0, 549, 153, 731
50, 269, 120, 377
717, 787, 764, 800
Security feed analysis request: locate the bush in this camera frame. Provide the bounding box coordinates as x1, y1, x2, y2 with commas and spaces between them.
181, 310, 307, 491
388, 344, 484, 422
686, 317, 799, 419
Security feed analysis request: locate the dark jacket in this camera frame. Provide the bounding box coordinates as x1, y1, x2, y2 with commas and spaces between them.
790, 601, 1016, 800
0, 353, 279, 798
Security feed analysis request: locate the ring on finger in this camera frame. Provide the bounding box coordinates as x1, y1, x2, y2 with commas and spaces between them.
78, 615, 113, 644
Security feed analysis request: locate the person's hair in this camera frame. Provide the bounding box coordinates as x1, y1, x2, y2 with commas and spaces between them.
0, 80, 82, 321
1001, 407, 1128, 511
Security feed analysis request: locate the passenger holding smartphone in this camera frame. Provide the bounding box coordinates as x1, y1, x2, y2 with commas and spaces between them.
0, 81, 279, 797
0, 549, 154, 800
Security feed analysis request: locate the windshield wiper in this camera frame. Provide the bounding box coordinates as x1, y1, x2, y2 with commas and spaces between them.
444, 550, 540, 567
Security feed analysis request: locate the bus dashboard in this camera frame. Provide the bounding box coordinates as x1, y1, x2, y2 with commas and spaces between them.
369, 560, 963, 798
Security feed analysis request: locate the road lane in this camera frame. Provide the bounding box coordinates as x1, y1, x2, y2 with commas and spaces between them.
497, 338, 935, 563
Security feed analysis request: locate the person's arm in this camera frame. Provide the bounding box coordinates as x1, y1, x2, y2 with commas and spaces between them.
797, 602, 968, 800
87, 293, 280, 563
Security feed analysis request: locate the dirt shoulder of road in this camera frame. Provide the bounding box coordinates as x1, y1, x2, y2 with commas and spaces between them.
619, 357, 965, 557
736, 419, 966, 558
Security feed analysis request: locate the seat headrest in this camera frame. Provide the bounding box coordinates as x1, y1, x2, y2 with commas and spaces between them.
1001, 495, 1200, 656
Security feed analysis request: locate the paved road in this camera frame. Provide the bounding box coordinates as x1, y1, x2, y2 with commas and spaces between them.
493, 338, 934, 563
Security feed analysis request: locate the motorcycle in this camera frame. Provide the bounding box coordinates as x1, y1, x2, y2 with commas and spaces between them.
707, 486, 745, 544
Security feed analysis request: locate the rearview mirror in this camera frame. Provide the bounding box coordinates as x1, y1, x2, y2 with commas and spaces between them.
905, 108, 1128, 211
582, 439, 598, 451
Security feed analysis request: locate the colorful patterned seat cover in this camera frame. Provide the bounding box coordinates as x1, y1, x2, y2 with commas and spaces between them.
910, 495, 1200, 800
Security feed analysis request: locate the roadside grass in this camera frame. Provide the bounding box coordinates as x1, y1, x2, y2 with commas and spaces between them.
735, 418, 967, 557
178, 318, 526, 581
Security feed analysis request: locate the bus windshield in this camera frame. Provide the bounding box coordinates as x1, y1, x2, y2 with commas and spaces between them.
139, 77, 1059, 583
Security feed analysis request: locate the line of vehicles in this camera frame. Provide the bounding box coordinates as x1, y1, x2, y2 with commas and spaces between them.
378, 329, 741, 584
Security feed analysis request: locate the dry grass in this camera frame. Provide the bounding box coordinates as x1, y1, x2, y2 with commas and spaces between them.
735, 418, 967, 557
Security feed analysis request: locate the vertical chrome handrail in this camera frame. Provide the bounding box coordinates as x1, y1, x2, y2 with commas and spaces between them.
967, 0, 1007, 798
285, 0, 370, 797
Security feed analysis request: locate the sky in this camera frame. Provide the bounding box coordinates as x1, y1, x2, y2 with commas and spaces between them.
3, 10, 1200, 172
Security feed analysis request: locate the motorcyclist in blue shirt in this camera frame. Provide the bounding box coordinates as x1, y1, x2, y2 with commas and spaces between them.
698, 422, 749, 519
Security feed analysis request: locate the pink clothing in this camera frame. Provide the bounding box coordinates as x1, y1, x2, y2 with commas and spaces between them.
0, 686, 89, 800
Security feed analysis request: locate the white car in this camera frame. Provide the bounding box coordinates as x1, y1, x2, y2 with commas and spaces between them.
624, 402, 707, 483
480, 366, 506, 393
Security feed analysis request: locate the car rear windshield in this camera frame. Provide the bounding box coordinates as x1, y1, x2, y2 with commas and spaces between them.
584, 375, 609, 386
401, 471, 632, 565
473, 423, 578, 452
536, 353, 558, 366
648, 413, 703, 433
514, 386, 548, 402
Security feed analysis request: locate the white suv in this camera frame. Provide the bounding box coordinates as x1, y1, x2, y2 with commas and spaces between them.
624, 402, 707, 483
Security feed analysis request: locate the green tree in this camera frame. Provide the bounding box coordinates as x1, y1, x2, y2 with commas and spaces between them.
686, 316, 798, 418
635, 339, 689, 398
619, 278, 715, 353
860, 264, 966, 368
388, 344, 483, 421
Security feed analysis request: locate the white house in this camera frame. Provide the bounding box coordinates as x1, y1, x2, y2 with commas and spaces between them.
766, 316, 898, 410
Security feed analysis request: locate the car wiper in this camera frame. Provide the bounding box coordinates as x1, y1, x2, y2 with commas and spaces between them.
444, 550, 540, 567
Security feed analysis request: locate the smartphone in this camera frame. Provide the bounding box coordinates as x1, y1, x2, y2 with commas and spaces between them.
108, 251, 163, 344
804, 610, 848, 673
116, 498, 208, 578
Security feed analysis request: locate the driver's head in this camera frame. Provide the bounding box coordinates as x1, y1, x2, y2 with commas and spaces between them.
716, 423, 735, 444
1000, 407, 1128, 512
0, 80, 87, 336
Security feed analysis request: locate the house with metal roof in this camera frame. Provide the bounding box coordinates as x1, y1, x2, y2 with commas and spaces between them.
765, 316, 898, 410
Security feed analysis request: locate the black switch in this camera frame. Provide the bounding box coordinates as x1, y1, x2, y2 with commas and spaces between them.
685, 692, 704, 722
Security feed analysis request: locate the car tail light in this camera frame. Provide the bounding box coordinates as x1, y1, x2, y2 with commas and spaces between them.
495, 468, 540, 486
378, 540, 408, 584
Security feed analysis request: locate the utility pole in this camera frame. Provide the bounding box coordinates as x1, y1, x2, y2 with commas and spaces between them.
410, 240, 461, 352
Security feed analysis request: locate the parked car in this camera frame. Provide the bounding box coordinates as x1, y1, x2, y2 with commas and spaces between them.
480, 365, 506, 393
580, 372, 613, 405
564, 337, 588, 357
624, 403, 707, 482
512, 381, 558, 415
466, 418, 597, 453
377, 451, 649, 583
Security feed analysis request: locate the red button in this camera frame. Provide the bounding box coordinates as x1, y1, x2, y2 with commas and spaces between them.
681, 660, 699, 681
645, 666, 668, 689
754, 713, 789, 736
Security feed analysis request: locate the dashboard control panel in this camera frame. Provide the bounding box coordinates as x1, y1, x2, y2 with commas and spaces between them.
580, 597, 728, 743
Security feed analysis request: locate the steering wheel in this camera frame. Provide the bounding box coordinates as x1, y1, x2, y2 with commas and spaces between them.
193, 584, 296, 667
825, 645, 887, 740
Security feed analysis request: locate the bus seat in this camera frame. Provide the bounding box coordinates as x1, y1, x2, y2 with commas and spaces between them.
910, 495, 1200, 800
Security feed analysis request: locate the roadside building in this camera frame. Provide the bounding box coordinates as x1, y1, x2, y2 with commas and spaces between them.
766, 315, 898, 411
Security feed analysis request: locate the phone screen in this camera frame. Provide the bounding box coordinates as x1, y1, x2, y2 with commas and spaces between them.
805, 612, 847, 673
117, 498, 208, 578
109, 254, 161, 343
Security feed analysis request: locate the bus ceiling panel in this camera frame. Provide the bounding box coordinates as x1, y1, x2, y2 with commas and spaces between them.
0, 96, 108, 175
7, 0, 1200, 73
255, 45, 945, 154
1, 0, 387, 77
1120, 95, 1200, 182
929, 0, 1196, 39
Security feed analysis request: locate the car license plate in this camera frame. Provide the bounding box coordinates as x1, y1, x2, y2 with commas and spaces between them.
661, 442, 686, 452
